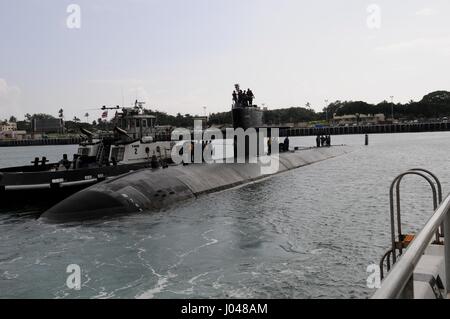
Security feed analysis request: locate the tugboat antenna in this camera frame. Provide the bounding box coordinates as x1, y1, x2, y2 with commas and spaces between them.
121, 87, 125, 108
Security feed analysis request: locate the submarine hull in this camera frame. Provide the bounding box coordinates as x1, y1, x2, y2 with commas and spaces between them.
40, 146, 352, 223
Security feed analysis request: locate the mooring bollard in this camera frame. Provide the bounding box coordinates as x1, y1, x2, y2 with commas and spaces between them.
365, 134, 369, 146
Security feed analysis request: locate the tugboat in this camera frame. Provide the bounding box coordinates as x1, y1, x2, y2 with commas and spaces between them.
0, 102, 175, 207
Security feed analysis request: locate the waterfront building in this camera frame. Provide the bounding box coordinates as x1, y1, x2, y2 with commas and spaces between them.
332, 113, 386, 126
0, 121, 17, 131
0, 130, 27, 140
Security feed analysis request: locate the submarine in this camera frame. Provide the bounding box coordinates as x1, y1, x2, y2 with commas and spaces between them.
40, 86, 352, 223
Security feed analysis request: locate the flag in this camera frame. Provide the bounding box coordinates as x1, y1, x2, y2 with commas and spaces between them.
101, 111, 108, 119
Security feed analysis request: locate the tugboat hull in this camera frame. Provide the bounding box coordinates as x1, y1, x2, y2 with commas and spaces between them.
0, 162, 153, 208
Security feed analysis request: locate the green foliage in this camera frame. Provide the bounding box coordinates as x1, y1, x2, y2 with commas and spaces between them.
30, 113, 56, 120
64, 121, 95, 133
421, 91, 450, 104
328, 91, 450, 119
208, 111, 232, 125
6, 91, 450, 131
264, 107, 319, 124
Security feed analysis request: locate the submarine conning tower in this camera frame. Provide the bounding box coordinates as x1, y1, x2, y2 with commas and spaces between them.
230, 84, 265, 160
231, 84, 264, 130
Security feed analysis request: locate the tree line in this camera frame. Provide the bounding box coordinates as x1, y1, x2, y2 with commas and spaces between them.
209, 90, 450, 125
4, 90, 450, 131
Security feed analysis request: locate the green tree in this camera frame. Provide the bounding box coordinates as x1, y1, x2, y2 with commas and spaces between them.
31, 113, 56, 120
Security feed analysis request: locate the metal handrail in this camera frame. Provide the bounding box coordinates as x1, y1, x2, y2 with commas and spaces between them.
389, 171, 438, 263
379, 249, 393, 279
372, 193, 450, 298
409, 168, 442, 203
410, 168, 445, 238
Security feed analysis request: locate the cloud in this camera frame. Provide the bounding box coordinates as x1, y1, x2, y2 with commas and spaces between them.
88, 78, 144, 86
0, 79, 21, 118
415, 8, 437, 16
375, 36, 450, 55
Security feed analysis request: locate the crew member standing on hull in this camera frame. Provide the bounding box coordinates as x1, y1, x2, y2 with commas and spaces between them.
283, 136, 290, 152
320, 135, 326, 147
190, 141, 195, 163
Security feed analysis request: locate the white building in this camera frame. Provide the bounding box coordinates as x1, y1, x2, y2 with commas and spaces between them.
0, 122, 27, 140
333, 113, 385, 125
0, 130, 27, 140
0, 122, 17, 131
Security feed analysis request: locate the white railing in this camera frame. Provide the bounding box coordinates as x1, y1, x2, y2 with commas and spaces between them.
372, 193, 450, 298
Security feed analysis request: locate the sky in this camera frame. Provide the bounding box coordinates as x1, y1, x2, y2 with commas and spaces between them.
1, 0, 450, 121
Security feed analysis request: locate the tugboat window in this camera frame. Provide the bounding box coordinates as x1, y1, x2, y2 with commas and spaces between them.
110, 146, 125, 162
77, 147, 89, 156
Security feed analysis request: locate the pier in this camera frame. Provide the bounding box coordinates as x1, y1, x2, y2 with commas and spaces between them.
0, 137, 83, 147
2, 122, 450, 147
282, 122, 450, 137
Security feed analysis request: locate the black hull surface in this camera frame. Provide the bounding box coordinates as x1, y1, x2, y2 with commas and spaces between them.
41, 146, 353, 223
0, 162, 153, 208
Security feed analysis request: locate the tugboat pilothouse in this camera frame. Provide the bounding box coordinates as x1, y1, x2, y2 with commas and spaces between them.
108, 102, 174, 166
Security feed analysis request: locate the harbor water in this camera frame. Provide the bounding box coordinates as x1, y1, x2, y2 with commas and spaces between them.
1, 132, 450, 298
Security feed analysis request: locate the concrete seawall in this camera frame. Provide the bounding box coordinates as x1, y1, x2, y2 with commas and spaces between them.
40, 146, 352, 223
281, 122, 450, 136
0, 137, 83, 147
